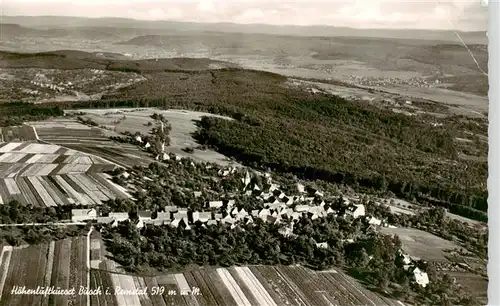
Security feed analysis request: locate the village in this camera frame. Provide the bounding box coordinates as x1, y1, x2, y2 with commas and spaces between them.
71, 156, 430, 289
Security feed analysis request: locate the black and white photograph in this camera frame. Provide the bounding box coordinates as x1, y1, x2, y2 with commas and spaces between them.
0, 0, 491, 305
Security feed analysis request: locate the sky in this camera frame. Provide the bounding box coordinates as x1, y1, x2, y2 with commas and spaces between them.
0, 0, 488, 31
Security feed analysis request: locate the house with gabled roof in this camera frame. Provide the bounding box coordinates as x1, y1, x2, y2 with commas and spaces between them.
96, 216, 115, 226
259, 209, 271, 220
291, 212, 301, 220
164, 205, 178, 213
170, 218, 181, 228
260, 192, 272, 201
153, 219, 164, 226
71, 208, 98, 222
207, 220, 218, 226
173, 211, 188, 221
294, 205, 310, 212
138, 211, 152, 221
315, 190, 324, 197
214, 213, 223, 221
316, 242, 329, 249
108, 212, 129, 222
267, 202, 283, 211
242, 171, 251, 189
412, 267, 429, 287
209, 201, 223, 209
194, 191, 202, 198
326, 207, 336, 215
198, 212, 212, 223
156, 212, 171, 221
266, 215, 281, 225
251, 210, 259, 217
269, 184, 279, 192
367, 216, 382, 226
346, 204, 365, 219
222, 215, 236, 225
283, 197, 294, 205
278, 223, 295, 238
230, 207, 239, 216
135, 219, 145, 228
245, 215, 254, 225
236, 208, 248, 219
296, 183, 305, 193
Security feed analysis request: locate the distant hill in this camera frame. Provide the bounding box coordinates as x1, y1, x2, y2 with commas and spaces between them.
0, 23, 68, 38
0, 50, 238, 71
1, 15, 488, 44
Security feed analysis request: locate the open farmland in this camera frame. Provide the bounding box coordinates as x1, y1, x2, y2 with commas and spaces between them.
0, 236, 88, 306
70, 108, 239, 167
88, 265, 403, 306
0, 125, 38, 142
27, 118, 157, 168
0, 141, 131, 206
380, 227, 459, 262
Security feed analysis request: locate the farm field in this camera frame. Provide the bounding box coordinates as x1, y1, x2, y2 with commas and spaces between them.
88, 230, 402, 306
0, 124, 38, 142
380, 227, 459, 262
0, 141, 131, 206
0, 236, 88, 306
71, 108, 239, 167
88, 265, 403, 306
28, 118, 157, 168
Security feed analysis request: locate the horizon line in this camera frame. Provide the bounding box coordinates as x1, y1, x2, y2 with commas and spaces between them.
0, 15, 487, 33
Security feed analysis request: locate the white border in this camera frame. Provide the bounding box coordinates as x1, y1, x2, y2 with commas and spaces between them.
488, 1, 498, 305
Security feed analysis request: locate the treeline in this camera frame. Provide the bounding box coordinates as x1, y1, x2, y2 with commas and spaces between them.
0, 102, 64, 126
0, 200, 72, 223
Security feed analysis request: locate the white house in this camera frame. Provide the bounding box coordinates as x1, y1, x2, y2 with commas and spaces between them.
108, 212, 128, 222
209, 201, 223, 209
164, 205, 178, 212
346, 204, 365, 219
198, 212, 212, 223
71, 208, 98, 222
294, 205, 310, 212
315, 242, 329, 249
242, 171, 251, 189
259, 209, 271, 220
278, 224, 294, 237
135, 219, 145, 228
413, 268, 429, 287
193, 191, 202, 198
296, 183, 305, 193
367, 216, 382, 226
269, 184, 279, 192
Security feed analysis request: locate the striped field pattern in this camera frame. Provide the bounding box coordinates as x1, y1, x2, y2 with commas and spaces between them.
0, 141, 131, 207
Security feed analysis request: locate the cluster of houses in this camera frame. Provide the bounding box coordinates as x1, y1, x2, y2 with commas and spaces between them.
397, 249, 430, 288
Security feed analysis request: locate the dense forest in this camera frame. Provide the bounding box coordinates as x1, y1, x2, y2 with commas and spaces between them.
0, 102, 64, 126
